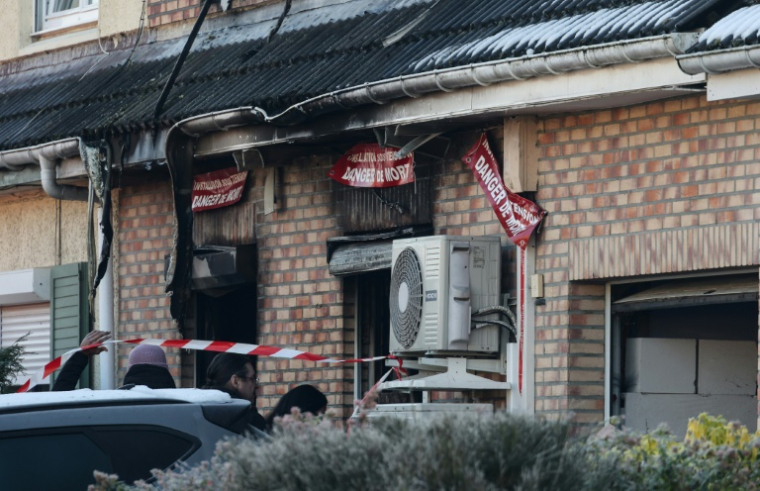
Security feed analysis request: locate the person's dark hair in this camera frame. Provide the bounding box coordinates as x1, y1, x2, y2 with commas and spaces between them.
203, 353, 255, 394
265, 384, 328, 429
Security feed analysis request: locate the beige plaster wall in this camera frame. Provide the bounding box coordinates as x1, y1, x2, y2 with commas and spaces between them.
99, 0, 144, 38
0, 0, 142, 62
0, 0, 24, 63
60, 199, 89, 265
0, 192, 87, 272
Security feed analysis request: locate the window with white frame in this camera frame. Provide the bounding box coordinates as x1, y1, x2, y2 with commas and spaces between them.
36, 0, 99, 33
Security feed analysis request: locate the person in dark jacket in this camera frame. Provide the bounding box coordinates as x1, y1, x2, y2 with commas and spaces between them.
265, 384, 328, 431
52, 333, 176, 391
122, 344, 176, 389
203, 353, 266, 432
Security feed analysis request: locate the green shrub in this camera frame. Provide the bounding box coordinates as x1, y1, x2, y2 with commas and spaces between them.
587, 414, 760, 490
94, 411, 616, 491
0, 334, 27, 394
91, 412, 760, 491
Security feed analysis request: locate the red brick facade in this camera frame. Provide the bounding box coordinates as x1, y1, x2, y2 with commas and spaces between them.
250, 158, 351, 413
110, 94, 759, 424
115, 180, 182, 385
248, 137, 513, 413
147, 0, 272, 27
535, 95, 760, 424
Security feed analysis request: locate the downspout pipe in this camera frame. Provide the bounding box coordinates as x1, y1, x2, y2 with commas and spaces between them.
0, 138, 89, 202
98, 207, 115, 390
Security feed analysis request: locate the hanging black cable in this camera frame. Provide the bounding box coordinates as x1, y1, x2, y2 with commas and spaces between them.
154, 0, 215, 120
267, 0, 292, 43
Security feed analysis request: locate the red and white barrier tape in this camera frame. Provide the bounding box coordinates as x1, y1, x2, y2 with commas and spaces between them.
16, 338, 389, 393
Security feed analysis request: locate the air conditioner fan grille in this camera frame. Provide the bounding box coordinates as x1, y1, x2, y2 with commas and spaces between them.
390, 247, 424, 349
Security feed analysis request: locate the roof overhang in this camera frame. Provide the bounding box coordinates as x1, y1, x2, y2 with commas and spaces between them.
0, 129, 168, 193
0, 35, 705, 187
194, 56, 705, 159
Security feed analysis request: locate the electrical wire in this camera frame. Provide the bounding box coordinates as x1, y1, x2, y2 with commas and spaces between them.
154, 0, 215, 120
472, 305, 517, 328
473, 320, 517, 343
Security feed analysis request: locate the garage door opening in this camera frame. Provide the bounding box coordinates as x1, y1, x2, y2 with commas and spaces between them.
610, 273, 758, 437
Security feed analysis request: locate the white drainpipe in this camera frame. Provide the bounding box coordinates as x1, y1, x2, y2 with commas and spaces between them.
0, 138, 88, 201
0, 138, 115, 389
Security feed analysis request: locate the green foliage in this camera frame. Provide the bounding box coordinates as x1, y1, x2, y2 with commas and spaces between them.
91, 412, 760, 491
587, 413, 760, 490
0, 334, 27, 394
101, 411, 617, 491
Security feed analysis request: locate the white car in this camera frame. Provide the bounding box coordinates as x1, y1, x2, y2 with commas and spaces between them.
0, 387, 255, 489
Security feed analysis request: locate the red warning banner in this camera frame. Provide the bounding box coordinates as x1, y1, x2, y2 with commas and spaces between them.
462, 134, 546, 250
328, 143, 414, 188
192, 167, 248, 212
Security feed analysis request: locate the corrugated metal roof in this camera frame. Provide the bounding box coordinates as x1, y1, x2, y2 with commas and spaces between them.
691, 4, 760, 52
0, 0, 726, 150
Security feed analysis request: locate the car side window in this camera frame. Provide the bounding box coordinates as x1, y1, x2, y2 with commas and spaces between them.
0, 426, 199, 489
0, 432, 113, 490
88, 427, 199, 483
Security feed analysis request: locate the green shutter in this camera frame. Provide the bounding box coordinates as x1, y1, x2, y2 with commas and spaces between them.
50, 262, 90, 389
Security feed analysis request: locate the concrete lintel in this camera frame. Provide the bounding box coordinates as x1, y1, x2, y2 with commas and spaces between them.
0, 268, 50, 306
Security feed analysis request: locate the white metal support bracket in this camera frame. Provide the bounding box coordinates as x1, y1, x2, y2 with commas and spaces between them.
378, 357, 511, 392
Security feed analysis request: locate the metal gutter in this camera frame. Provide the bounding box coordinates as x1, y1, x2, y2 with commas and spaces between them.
0, 138, 88, 201
260, 33, 699, 123
176, 108, 265, 137
0, 137, 116, 390
677, 45, 760, 75
169, 34, 699, 137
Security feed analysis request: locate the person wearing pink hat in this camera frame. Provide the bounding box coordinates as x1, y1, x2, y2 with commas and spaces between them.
121, 344, 176, 389
52, 332, 175, 391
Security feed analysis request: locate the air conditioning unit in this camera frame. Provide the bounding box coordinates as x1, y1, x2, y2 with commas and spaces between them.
389, 235, 501, 355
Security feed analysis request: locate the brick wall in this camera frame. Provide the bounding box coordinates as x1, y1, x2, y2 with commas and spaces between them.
251, 157, 352, 414
535, 95, 760, 424
249, 139, 515, 413
116, 180, 182, 385
148, 0, 272, 27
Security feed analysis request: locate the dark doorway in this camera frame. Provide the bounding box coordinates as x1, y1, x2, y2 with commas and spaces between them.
357, 270, 391, 396
195, 285, 258, 385
356, 269, 418, 404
